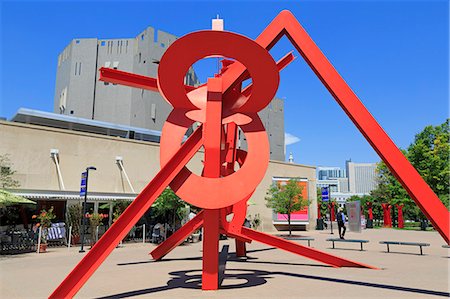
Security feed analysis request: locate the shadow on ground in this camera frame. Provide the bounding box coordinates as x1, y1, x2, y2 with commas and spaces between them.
102, 245, 449, 299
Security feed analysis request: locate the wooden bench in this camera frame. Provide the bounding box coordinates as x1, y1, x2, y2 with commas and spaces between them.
284, 237, 314, 247
379, 241, 430, 255
326, 238, 369, 251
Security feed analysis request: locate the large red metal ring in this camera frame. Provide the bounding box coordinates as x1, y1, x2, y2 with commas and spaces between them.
157, 30, 279, 113
160, 110, 269, 209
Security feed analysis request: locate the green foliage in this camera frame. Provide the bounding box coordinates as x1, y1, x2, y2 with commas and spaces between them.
67, 204, 82, 236
152, 188, 191, 228
316, 188, 328, 217
112, 200, 131, 223
0, 154, 20, 189
407, 120, 449, 205
266, 179, 308, 235
370, 119, 450, 222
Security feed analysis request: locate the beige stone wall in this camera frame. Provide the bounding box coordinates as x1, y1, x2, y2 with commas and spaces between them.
0, 121, 316, 231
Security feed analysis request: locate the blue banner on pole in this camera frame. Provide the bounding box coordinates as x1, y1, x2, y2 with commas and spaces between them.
80, 172, 87, 196
321, 187, 329, 201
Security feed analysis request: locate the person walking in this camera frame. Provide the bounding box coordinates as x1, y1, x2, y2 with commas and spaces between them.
337, 208, 346, 239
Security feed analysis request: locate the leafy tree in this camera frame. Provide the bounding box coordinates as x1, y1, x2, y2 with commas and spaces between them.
0, 154, 20, 189
152, 188, 191, 230
370, 120, 450, 224
407, 119, 449, 208
265, 179, 308, 236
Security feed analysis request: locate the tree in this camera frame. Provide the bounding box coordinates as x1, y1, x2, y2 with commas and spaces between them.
265, 179, 308, 236
370, 119, 450, 224
0, 154, 20, 189
152, 188, 191, 230
407, 119, 449, 208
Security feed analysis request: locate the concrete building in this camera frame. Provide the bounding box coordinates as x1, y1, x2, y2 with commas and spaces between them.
0, 113, 316, 232
346, 160, 377, 194
54, 26, 285, 161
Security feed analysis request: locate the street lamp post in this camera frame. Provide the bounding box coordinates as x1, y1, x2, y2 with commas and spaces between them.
79, 166, 97, 253
329, 185, 333, 235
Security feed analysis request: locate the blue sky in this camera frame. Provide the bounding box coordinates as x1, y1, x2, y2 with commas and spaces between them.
1, 1, 448, 169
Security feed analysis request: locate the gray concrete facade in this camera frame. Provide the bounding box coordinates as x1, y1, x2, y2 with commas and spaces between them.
54, 26, 285, 161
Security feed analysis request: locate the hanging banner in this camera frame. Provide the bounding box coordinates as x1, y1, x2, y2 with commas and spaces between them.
345, 201, 361, 233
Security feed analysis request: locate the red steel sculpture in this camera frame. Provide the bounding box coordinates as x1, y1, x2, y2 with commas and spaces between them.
49, 10, 449, 298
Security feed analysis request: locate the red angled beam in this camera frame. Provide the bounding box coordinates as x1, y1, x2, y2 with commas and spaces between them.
239, 227, 378, 269
99, 67, 197, 93
223, 10, 449, 243
151, 210, 204, 260
49, 127, 203, 299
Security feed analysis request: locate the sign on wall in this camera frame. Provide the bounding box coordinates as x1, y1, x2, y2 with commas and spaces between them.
345, 201, 361, 233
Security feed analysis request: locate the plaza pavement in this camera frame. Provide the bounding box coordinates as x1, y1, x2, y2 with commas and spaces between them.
0, 228, 448, 299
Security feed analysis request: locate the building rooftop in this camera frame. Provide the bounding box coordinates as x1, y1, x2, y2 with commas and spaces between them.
11, 108, 162, 142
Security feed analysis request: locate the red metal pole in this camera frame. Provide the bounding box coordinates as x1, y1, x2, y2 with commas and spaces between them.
150, 210, 204, 260
201, 77, 223, 290
239, 227, 378, 269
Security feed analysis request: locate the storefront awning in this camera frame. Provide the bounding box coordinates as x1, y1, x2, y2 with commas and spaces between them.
5, 189, 137, 202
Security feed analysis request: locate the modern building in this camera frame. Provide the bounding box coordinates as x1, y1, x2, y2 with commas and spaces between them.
317, 166, 346, 180
317, 161, 377, 207
0, 112, 316, 232
346, 160, 377, 194
53, 26, 285, 161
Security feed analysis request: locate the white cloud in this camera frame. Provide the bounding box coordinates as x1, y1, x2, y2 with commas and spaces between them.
285, 132, 301, 146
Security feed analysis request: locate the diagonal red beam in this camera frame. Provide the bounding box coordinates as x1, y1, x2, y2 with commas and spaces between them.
150, 210, 204, 260
223, 10, 449, 243
99, 67, 197, 93
239, 227, 378, 269
49, 127, 203, 299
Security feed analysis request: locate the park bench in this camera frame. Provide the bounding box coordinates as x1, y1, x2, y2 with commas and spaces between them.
326, 238, 369, 251
285, 237, 314, 247
379, 241, 430, 255
442, 245, 449, 248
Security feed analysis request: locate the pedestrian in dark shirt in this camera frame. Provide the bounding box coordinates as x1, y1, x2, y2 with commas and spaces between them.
337, 208, 346, 239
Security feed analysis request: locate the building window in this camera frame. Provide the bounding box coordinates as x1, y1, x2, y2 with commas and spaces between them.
70, 110, 74, 114
160, 43, 165, 48
141, 34, 144, 40
101, 41, 105, 46
76, 40, 80, 44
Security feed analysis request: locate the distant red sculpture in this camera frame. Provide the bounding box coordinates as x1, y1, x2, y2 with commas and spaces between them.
382, 203, 392, 227
50, 10, 449, 298
396, 204, 404, 229
367, 202, 374, 221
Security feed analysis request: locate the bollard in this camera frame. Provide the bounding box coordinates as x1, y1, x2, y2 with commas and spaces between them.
68, 226, 72, 250
36, 226, 42, 254
142, 224, 146, 244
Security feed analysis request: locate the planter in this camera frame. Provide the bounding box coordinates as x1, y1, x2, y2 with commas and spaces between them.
39, 243, 47, 253
71, 235, 80, 245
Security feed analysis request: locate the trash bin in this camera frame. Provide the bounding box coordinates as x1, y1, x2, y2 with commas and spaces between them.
316, 218, 324, 230
420, 220, 428, 231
